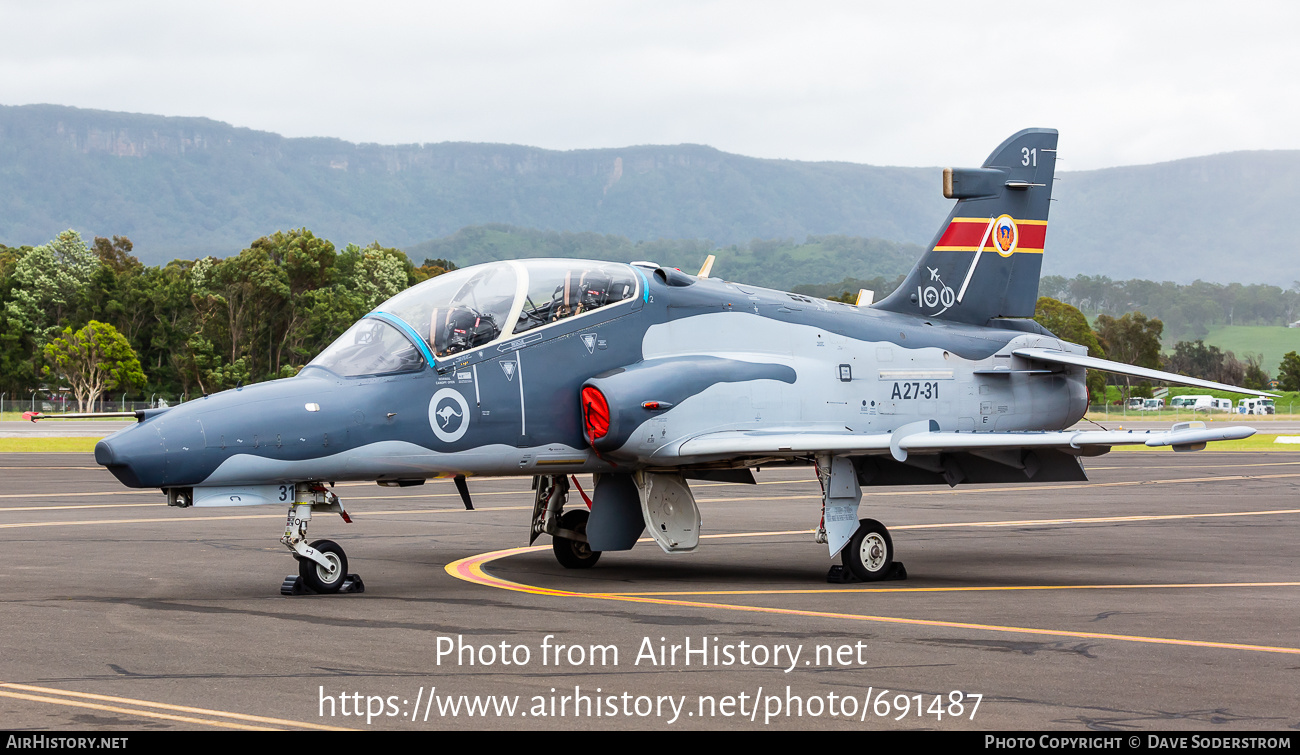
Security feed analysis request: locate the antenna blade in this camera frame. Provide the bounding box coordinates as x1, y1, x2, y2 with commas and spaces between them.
454, 474, 474, 510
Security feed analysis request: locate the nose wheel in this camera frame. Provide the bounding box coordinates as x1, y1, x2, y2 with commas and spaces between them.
552, 509, 601, 569
298, 539, 349, 593
279, 486, 364, 595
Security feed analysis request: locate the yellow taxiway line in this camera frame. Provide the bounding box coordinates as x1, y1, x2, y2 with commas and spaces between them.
4, 461, 1298, 515
690, 471, 1300, 505
0, 503, 163, 512
654, 503, 1300, 537
5, 471, 1300, 532
605, 581, 1300, 597
0, 682, 353, 731
7, 468, 1300, 520
0, 505, 534, 529
445, 543, 1300, 657
891, 508, 1300, 530
1087, 460, 1300, 470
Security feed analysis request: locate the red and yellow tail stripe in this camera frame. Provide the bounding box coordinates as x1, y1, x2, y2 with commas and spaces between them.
933, 216, 1047, 254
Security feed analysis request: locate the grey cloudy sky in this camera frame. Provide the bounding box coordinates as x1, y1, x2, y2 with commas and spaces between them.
2, 1, 1297, 170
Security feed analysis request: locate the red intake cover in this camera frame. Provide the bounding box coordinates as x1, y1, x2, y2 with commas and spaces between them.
581, 386, 610, 443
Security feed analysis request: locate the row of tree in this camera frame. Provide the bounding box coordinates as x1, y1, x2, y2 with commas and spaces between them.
1039, 275, 1300, 341
1031, 297, 1300, 398
4, 228, 1298, 410
0, 230, 453, 407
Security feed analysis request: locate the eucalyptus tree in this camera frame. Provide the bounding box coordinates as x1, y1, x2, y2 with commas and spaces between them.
1034, 296, 1107, 401
4, 230, 98, 340
42, 320, 145, 412
1095, 311, 1164, 400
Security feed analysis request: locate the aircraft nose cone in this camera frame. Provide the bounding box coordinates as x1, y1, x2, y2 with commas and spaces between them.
93, 438, 115, 466
95, 425, 167, 488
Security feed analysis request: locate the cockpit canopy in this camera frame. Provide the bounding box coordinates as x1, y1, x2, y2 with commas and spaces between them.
308, 259, 640, 377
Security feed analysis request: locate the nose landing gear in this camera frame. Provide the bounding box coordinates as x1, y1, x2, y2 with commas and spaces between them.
552, 508, 600, 569
279, 484, 364, 595
531, 474, 602, 569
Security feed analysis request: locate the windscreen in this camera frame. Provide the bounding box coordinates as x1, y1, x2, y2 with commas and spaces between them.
370, 260, 639, 360
309, 319, 425, 377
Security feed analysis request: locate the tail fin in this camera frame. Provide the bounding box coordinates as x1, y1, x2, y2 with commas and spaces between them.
875, 128, 1058, 324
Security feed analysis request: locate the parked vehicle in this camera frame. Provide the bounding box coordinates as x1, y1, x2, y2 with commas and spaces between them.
1141, 398, 1165, 411
1237, 398, 1276, 415
1126, 397, 1145, 411
1173, 395, 1233, 412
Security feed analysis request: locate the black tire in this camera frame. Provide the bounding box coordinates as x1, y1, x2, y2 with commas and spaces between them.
552, 509, 601, 569
840, 519, 893, 581
299, 539, 348, 593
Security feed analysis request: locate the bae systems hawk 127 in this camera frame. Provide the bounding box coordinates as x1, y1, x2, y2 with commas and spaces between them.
75, 129, 1272, 593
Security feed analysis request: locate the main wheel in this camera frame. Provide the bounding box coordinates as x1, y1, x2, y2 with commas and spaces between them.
552, 509, 601, 569
299, 539, 348, 593
840, 519, 893, 581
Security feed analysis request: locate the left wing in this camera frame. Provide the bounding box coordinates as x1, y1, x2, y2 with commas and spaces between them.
663, 420, 1253, 463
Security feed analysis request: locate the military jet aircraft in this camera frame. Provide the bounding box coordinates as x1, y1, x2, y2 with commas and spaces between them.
86, 128, 1271, 593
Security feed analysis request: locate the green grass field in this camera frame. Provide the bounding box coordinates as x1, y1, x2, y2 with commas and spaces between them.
0, 410, 41, 421
0, 438, 102, 452
1107, 433, 1300, 452
1198, 325, 1300, 374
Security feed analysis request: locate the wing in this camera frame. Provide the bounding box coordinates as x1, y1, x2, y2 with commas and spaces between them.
662, 419, 1253, 464
1012, 347, 1278, 397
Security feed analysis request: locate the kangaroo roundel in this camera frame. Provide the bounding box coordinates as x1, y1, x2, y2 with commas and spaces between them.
993, 215, 1018, 256
429, 388, 471, 442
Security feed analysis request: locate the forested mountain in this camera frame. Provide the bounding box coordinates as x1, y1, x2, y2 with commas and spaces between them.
406, 225, 920, 291
1046, 151, 1300, 284
3, 104, 1299, 286
0, 104, 945, 268
1039, 275, 1300, 342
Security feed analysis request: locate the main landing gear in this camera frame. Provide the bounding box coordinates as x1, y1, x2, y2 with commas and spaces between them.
839, 518, 906, 581
280, 484, 365, 595
824, 518, 908, 584
816, 454, 907, 584
531, 475, 601, 569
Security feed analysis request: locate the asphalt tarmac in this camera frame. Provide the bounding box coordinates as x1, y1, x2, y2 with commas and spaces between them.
0, 451, 1297, 732
0, 421, 135, 438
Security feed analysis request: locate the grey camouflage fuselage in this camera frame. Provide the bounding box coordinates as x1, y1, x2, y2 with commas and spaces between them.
95, 255, 1088, 490
98, 129, 1085, 492
93, 128, 1268, 584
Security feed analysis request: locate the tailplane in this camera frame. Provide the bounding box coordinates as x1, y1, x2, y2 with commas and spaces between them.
875, 128, 1058, 324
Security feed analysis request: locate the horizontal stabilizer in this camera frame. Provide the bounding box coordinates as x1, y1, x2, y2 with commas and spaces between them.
1012, 348, 1277, 397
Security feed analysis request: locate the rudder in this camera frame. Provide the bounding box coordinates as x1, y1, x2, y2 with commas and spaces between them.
875, 128, 1058, 324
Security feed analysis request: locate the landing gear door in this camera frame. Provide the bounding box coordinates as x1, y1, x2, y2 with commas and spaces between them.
634, 471, 700, 553
823, 456, 862, 556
